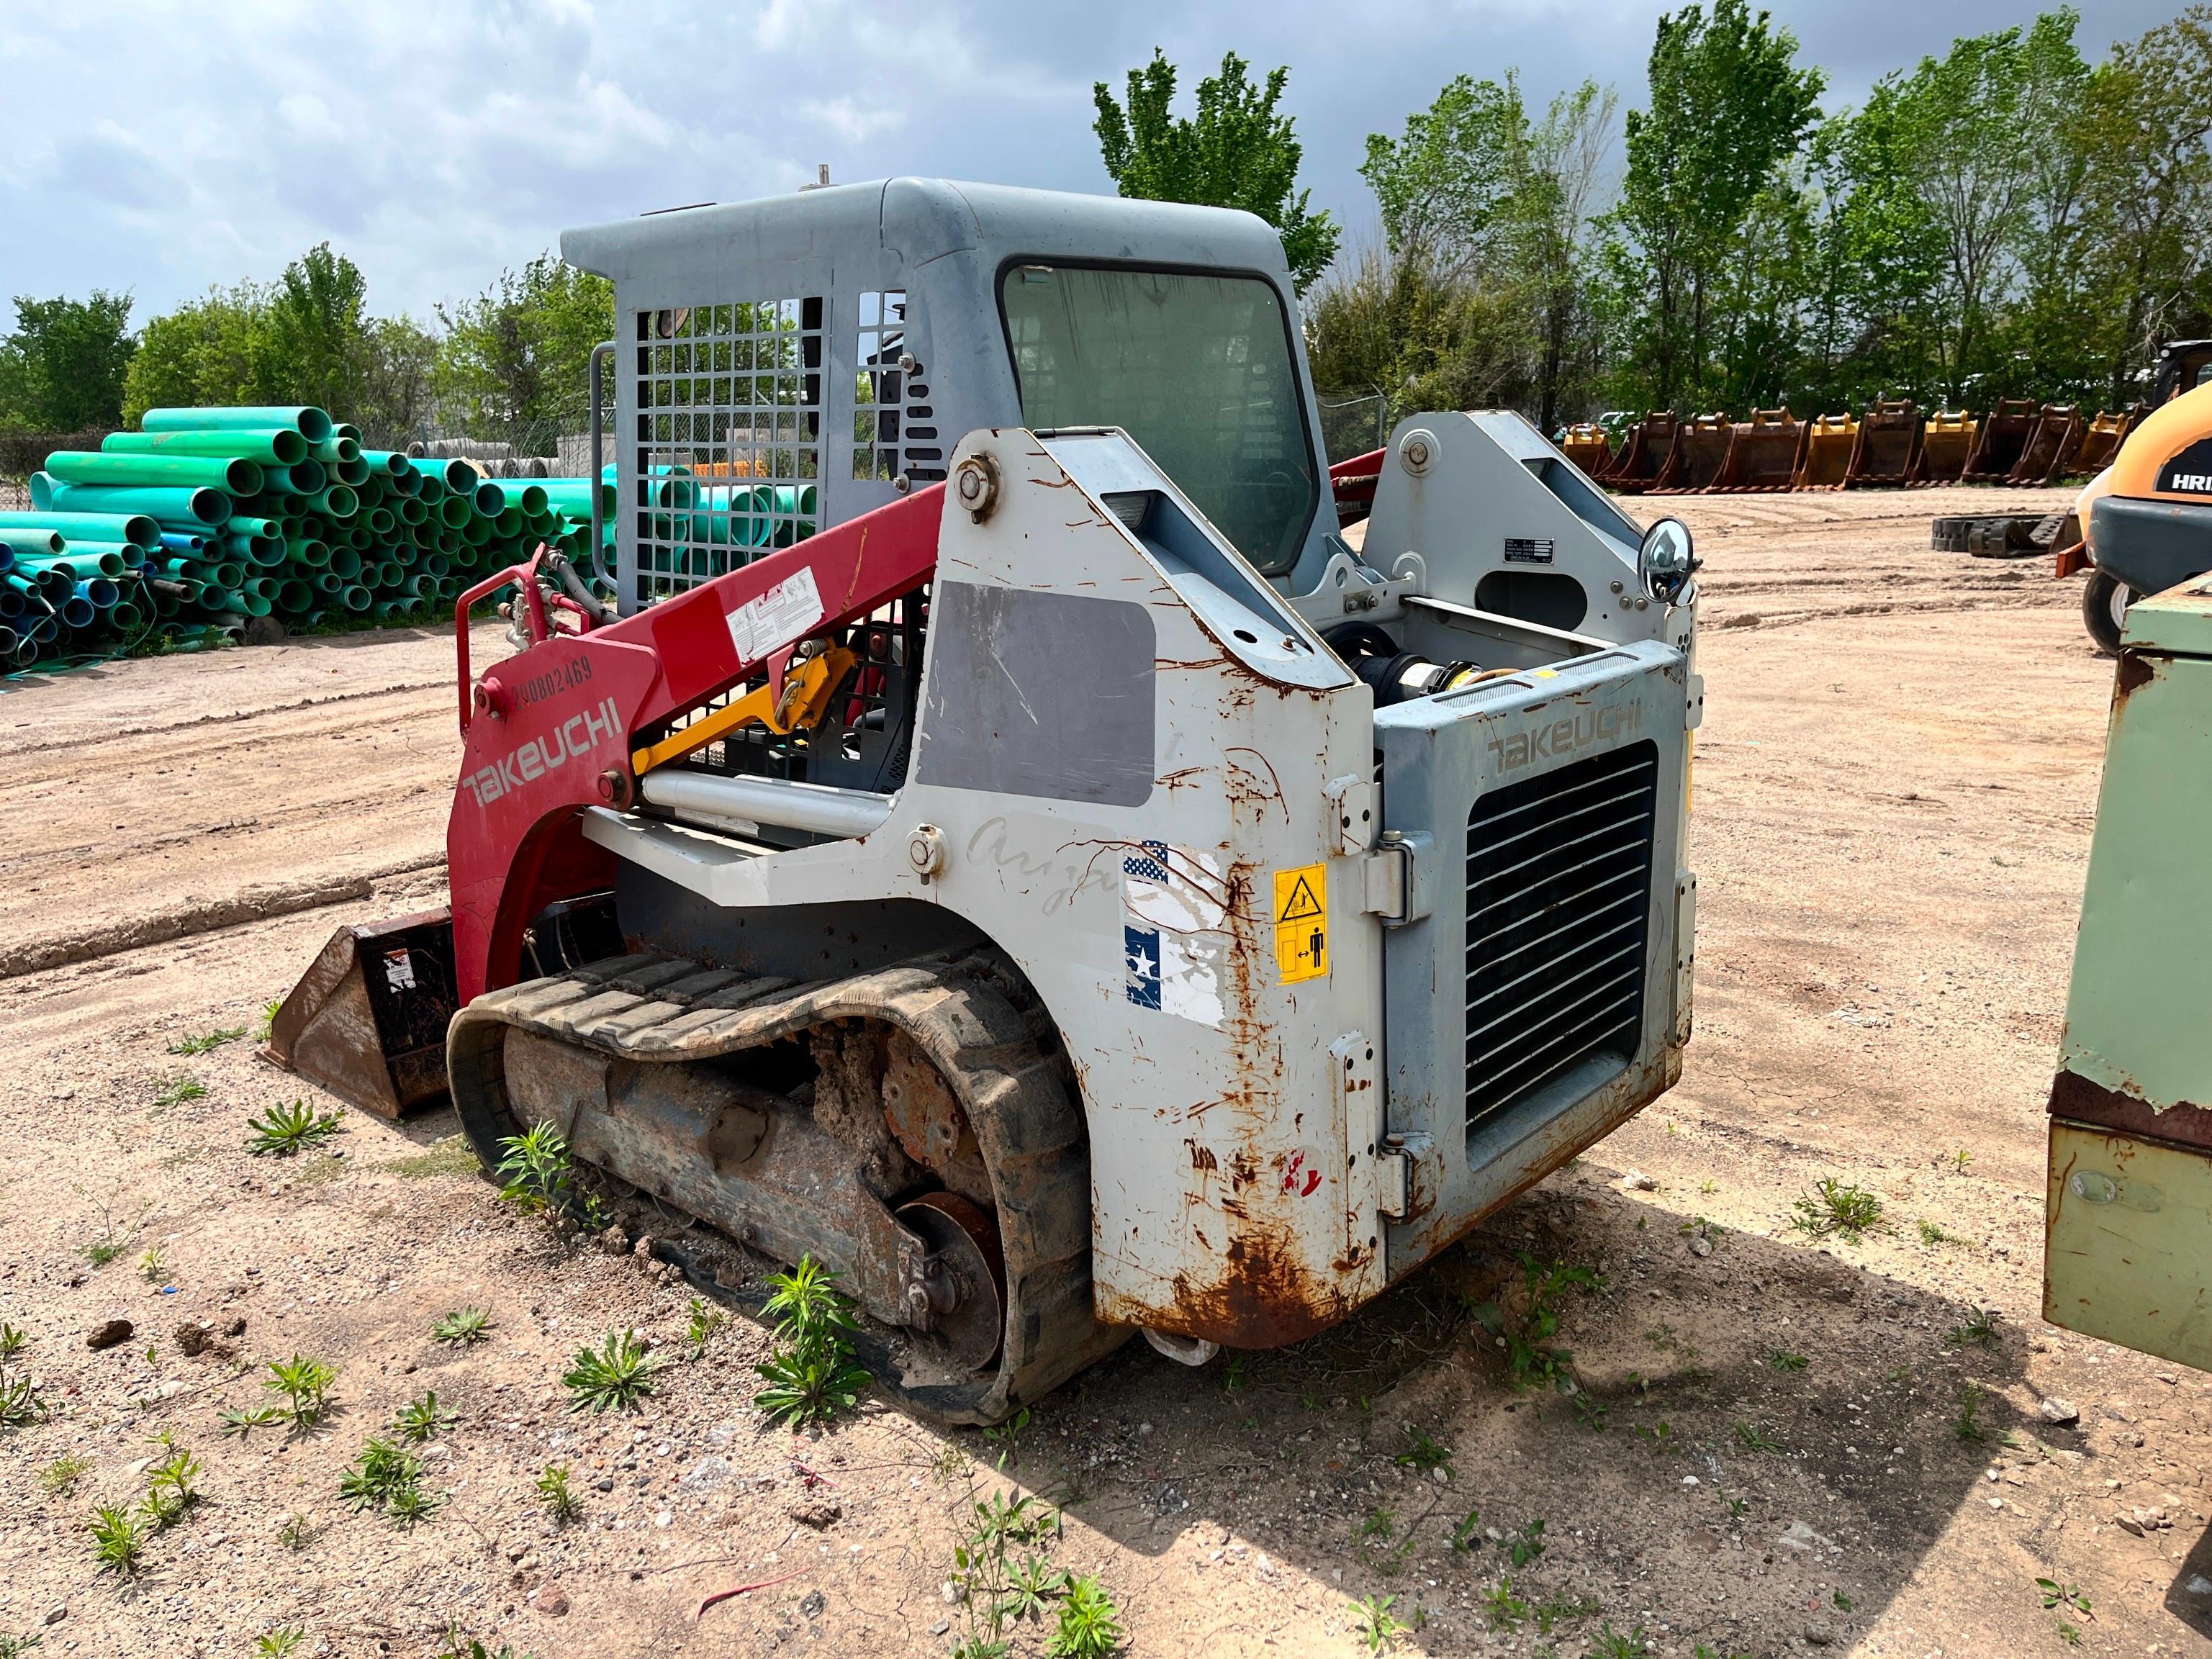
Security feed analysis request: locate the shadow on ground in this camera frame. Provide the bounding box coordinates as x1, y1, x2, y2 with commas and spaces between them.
875, 1168, 2050, 1654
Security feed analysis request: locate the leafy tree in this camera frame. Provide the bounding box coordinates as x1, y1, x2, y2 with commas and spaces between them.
1343, 74, 1617, 430
1520, 83, 1620, 429
264, 243, 372, 418
434, 254, 614, 439
2079, 6, 2212, 402
1860, 11, 2093, 399
1361, 74, 1536, 279
358, 315, 440, 447
122, 284, 270, 424
0, 291, 136, 430
1094, 50, 1340, 292
122, 248, 432, 442
1607, 0, 1825, 408
1797, 102, 1949, 410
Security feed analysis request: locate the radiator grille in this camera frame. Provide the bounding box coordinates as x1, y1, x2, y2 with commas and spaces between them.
1465, 739, 1657, 1130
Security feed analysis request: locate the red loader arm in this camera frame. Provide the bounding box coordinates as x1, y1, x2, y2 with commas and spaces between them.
446, 483, 944, 1004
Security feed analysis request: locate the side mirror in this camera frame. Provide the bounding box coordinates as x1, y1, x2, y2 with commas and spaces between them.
1639, 517, 1697, 605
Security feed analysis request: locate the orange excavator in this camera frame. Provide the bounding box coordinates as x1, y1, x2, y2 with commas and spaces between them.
2057, 342, 2212, 652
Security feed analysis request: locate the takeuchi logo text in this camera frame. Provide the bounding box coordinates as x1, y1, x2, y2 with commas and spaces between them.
462, 695, 623, 808
1486, 700, 1643, 772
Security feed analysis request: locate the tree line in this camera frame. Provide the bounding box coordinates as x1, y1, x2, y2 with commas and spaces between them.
5, 2, 2205, 456
0, 247, 613, 451
1101, 4, 2211, 429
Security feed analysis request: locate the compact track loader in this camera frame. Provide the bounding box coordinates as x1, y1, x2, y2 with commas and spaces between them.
269, 180, 1701, 1422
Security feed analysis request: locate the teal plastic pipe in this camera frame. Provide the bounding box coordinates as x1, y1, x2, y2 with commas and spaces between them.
335, 457, 370, 487
360, 449, 411, 479
342, 584, 371, 612
19, 549, 129, 579
536, 479, 618, 517
142, 406, 333, 443
410, 456, 480, 492
32, 479, 229, 528
45, 451, 263, 495
262, 459, 327, 497
103, 428, 308, 466
309, 435, 361, 465
0, 508, 163, 548
308, 485, 357, 520
0, 529, 68, 557
477, 480, 548, 517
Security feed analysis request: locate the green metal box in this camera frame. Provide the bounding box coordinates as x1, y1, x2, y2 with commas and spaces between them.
2046, 571, 2212, 1367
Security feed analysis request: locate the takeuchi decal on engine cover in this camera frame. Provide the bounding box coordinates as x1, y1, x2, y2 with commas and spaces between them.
461, 695, 626, 808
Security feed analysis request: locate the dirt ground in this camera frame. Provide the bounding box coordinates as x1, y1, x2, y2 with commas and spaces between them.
6, 483, 2205, 1659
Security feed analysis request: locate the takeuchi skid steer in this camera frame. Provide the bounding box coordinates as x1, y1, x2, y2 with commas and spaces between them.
268, 180, 1702, 1424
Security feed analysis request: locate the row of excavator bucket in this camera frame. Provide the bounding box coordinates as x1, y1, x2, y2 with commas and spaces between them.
1564, 399, 2146, 494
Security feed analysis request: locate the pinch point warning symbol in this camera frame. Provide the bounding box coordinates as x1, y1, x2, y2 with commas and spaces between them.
1273, 863, 1328, 984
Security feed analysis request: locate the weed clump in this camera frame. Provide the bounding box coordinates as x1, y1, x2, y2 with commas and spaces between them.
1791, 1177, 1884, 1242
262, 1354, 336, 1428
339, 1437, 440, 1527
245, 1100, 344, 1158
564, 1329, 659, 1414
1467, 1255, 1606, 1426
430, 1306, 493, 1347
754, 1255, 868, 1429
536, 1463, 582, 1523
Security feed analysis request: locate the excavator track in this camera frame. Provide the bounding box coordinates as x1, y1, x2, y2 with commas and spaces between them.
446, 949, 1127, 1424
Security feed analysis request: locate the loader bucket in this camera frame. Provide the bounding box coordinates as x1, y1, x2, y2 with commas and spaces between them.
1960, 398, 2039, 482
1848, 399, 1920, 486
2073, 407, 2142, 475
1792, 412, 1857, 489
1915, 410, 1977, 484
1559, 423, 1612, 476
1711, 408, 1805, 492
1657, 413, 1733, 492
1598, 411, 1677, 494
263, 908, 459, 1118
2007, 403, 2081, 486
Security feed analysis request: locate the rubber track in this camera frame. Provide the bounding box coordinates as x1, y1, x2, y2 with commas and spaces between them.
446, 949, 1127, 1425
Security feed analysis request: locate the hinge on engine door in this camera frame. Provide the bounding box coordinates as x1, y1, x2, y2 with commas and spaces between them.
1359, 831, 1435, 926
1337, 1034, 1418, 1236
1673, 869, 1699, 1044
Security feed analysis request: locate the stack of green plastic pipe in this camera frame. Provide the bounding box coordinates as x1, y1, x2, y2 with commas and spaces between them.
1, 404, 615, 675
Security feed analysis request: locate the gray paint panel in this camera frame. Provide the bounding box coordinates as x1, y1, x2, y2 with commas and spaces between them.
918, 582, 1155, 807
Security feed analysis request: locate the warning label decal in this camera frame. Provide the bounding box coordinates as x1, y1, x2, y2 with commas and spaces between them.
1273, 863, 1328, 984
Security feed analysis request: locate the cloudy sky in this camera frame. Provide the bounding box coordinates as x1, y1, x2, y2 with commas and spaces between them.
0, 0, 2180, 325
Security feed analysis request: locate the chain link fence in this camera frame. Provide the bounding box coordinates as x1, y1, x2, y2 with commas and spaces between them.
1317, 391, 1390, 464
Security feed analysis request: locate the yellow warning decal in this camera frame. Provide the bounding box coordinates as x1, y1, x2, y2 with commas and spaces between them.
1273, 862, 1328, 984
